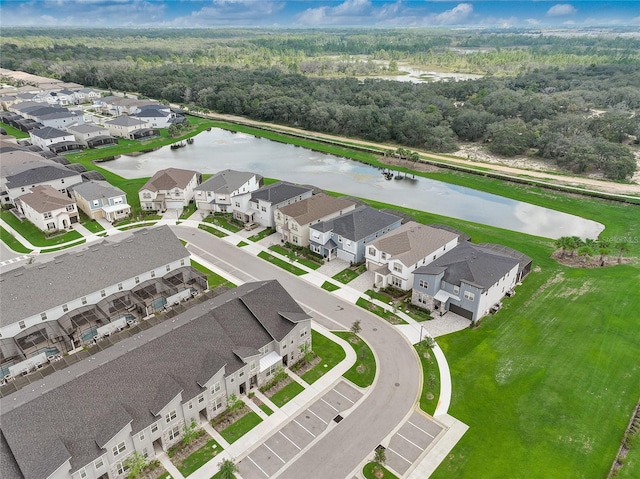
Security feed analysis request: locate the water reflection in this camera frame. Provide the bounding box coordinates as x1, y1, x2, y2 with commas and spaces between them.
102, 129, 604, 239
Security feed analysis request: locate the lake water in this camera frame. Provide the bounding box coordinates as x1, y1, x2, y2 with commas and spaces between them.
101, 129, 603, 239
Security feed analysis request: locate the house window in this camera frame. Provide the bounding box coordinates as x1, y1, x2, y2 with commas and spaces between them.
135, 276, 140, 284
81, 297, 87, 305
368, 247, 375, 256
94, 457, 104, 469
151, 423, 158, 434
212, 382, 221, 394
453, 285, 460, 294
139, 431, 145, 441
188, 401, 193, 410
337, 236, 342, 243
261, 206, 266, 212
417, 294, 428, 305
62, 304, 68, 312
166, 265, 171, 272
168, 426, 180, 441
300, 327, 307, 337
118, 283, 123, 291
61, 179, 65, 184
393, 263, 402, 272
112, 441, 126, 456
419, 280, 428, 289
212, 396, 223, 411
235, 202, 240, 208
230, 377, 235, 383
165, 410, 177, 423
250, 360, 256, 371
198, 394, 205, 403
391, 276, 402, 288
433, 255, 437, 260
66, 205, 74, 212
151, 270, 156, 278
92, 200, 100, 207
79, 469, 86, 478
180, 259, 185, 266
116, 462, 129, 475
41, 312, 47, 321
282, 343, 287, 350
44, 212, 52, 219
381, 252, 387, 260
464, 291, 475, 301
292, 236, 299, 244
239, 371, 245, 378
47, 223, 56, 230
19, 321, 26, 329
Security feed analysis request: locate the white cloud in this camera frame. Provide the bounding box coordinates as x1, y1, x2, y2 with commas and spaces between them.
547, 4, 577, 17
172, 0, 285, 26
431, 3, 473, 25
525, 18, 541, 25
296, 0, 373, 26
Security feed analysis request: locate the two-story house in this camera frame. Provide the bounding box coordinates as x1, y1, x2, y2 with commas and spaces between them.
0, 149, 56, 205
15, 184, 79, 232
130, 104, 181, 128
30, 126, 83, 154
309, 206, 402, 264
70, 181, 131, 223
411, 241, 530, 322
67, 123, 117, 148
105, 116, 150, 139
242, 181, 313, 228
4, 163, 83, 204
366, 222, 460, 291
194, 169, 263, 213
138, 168, 200, 213
274, 193, 357, 247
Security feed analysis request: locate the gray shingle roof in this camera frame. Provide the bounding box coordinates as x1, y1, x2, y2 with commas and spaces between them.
69, 180, 125, 202
106, 116, 148, 127
0, 226, 188, 327
5, 164, 79, 189
29, 126, 69, 140
195, 169, 261, 196
67, 124, 107, 134
414, 241, 521, 290
250, 181, 312, 205
0, 281, 306, 479
313, 206, 401, 242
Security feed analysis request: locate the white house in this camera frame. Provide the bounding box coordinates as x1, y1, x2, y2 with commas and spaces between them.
105, 116, 149, 139
139, 168, 200, 212
366, 222, 460, 291
194, 169, 263, 213
15, 184, 79, 232
29, 126, 77, 152
70, 180, 130, 223
4, 162, 83, 203
241, 181, 313, 228
130, 104, 179, 128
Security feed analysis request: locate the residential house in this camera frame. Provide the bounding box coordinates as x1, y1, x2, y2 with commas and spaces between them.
0, 149, 56, 204
104, 116, 153, 139
38, 89, 77, 106
139, 168, 200, 212
4, 163, 83, 203
274, 193, 357, 247
12, 103, 84, 129
366, 222, 459, 291
70, 181, 130, 223
0, 280, 311, 479
131, 104, 183, 128
30, 126, 83, 154
241, 181, 313, 228
72, 88, 101, 103
15, 184, 79, 232
194, 169, 263, 213
411, 241, 531, 322
94, 96, 160, 117
309, 206, 402, 264
67, 123, 117, 148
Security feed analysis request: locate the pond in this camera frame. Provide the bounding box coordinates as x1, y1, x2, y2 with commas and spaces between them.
101, 128, 603, 239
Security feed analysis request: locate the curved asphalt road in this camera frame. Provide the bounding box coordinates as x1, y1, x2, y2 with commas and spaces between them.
173, 226, 420, 478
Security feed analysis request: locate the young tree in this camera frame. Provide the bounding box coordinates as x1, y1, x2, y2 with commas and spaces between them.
182, 419, 200, 446
554, 236, 572, 258
124, 451, 149, 479
615, 240, 630, 264
372, 447, 387, 478
597, 238, 611, 266
350, 320, 362, 335
217, 458, 239, 479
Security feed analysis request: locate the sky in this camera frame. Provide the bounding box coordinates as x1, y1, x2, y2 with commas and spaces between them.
0, 1, 639, 28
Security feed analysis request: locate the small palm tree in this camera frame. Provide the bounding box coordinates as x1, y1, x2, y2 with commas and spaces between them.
577, 245, 594, 265
218, 458, 239, 479
597, 238, 610, 266
555, 236, 572, 258
568, 236, 584, 257
615, 240, 630, 264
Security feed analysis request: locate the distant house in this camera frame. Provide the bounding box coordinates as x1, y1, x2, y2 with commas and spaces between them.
411, 241, 531, 322
16, 184, 79, 231
194, 169, 263, 213
13, 103, 84, 129
30, 126, 83, 154
73, 87, 101, 103
131, 104, 182, 128
0, 149, 56, 204
139, 168, 200, 212
239, 181, 313, 228
309, 206, 402, 264
274, 193, 357, 247
365, 222, 459, 291
4, 163, 83, 202
39, 89, 77, 106
105, 115, 150, 139
70, 180, 130, 223
67, 123, 117, 148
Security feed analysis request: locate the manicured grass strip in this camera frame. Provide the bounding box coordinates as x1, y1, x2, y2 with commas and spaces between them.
366, 288, 432, 322
203, 215, 241, 233
237, 241, 248, 247
177, 439, 223, 477
248, 227, 274, 242
268, 244, 322, 270
0, 211, 83, 246
0, 226, 32, 253
332, 267, 361, 284
210, 472, 235, 479
257, 251, 307, 276
258, 403, 274, 416
296, 257, 321, 270
414, 342, 441, 416
219, 412, 263, 444
179, 202, 198, 220
301, 330, 347, 384
191, 260, 236, 289
0, 121, 29, 138
363, 462, 399, 479
198, 224, 228, 238
40, 239, 86, 252
334, 332, 376, 388
80, 219, 105, 234
119, 222, 157, 230
321, 281, 340, 292
270, 381, 305, 407
356, 298, 407, 325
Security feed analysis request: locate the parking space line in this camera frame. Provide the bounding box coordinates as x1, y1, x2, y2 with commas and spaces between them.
294, 419, 316, 437
279, 431, 301, 450
387, 447, 412, 464
247, 456, 270, 477
408, 420, 435, 438
307, 408, 328, 424
397, 432, 423, 450
320, 397, 339, 412
263, 444, 285, 463
332, 388, 355, 404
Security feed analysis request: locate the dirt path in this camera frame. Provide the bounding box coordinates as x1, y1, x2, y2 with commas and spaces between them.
199, 111, 640, 196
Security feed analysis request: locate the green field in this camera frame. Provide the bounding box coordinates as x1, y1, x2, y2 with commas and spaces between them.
270, 381, 304, 407
301, 330, 347, 384
257, 251, 307, 276
415, 342, 440, 416
176, 439, 222, 476
190, 260, 235, 289
334, 332, 376, 388
0, 226, 32, 253
219, 412, 262, 445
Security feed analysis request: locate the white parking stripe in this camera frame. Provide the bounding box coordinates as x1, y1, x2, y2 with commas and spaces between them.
387, 447, 412, 464
279, 431, 301, 450
247, 456, 270, 477
307, 407, 328, 424
320, 397, 339, 412
408, 420, 435, 438
397, 432, 423, 450
293, 419, 316, 437
332, 387, 355, 404
263, 443, 285, 463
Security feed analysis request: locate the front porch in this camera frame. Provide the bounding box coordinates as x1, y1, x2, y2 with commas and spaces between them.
101, 203, 131, 223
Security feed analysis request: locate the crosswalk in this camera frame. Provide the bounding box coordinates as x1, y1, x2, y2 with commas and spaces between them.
0, 255, 30, 268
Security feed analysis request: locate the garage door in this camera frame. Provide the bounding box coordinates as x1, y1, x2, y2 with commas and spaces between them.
449, 304, 474, 320
166, 200, 184, 209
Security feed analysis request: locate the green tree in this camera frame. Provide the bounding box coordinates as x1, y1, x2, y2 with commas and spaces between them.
577, 245, 594, 265
182, 419, 200, 446
124, 451, 148, 479
597, 238, 610, 266
555, 236, 573, 258
486, 119, 534, 156
217, 458, 239, 479
615, 240, 630, 264
350, 320, 362, 335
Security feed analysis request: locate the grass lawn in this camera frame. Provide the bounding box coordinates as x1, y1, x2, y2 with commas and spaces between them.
177, 439, 223, 477
332, 267, 362, 284
219, 412, 263, 444
40, 239, 86, 252
120, 222, 157, 231
209, 472, 236, 479
0, 226, 32, 253
334, 332, 376, 388
190, 260, 236, 289
618, 428, 640, 479
0, 122, 29, 138
321, 281, 340, 292
270, 381, 305, 407
356, 298, 407, 325
257, 251, 307, 276
248, 227, 274, 242
362, 462, 399, 479
258, 403, 274, 416
179, 202, 198, 220
203, 214, 241, 233
81, 219, 105, 234
301, 330, 347, 384
268, 244, 321, 270
0, 210, 83, 247
237, 241, 248, 247
414, 342, 441, 416
198, 224, 228, 238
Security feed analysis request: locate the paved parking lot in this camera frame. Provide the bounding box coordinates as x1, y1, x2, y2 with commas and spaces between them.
238, 380, 363, 479
385, 411, 444, 476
